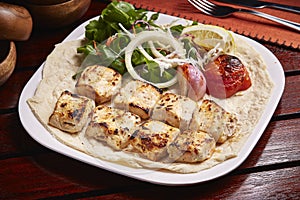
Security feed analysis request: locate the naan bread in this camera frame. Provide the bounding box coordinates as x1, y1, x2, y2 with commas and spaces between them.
27, 35, 273, 173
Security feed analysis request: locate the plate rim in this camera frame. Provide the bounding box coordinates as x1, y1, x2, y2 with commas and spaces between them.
18, 13, 285, 186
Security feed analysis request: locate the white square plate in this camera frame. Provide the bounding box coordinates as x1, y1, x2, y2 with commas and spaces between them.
19, 13, 285, 186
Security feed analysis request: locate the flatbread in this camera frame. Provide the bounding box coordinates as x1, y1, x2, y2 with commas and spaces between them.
27, 36, 273, 173
27, 40, 87, 152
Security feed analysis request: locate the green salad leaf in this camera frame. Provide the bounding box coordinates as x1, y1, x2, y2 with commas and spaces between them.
75, 1, 198, 84
78, 1, 149, 52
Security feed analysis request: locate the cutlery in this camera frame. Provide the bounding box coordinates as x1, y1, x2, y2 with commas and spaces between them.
215, 0, 300, 14
188, 0, 300, 31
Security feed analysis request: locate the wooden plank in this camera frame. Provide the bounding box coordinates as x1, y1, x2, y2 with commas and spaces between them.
239, 118, 300, 168
0, 113, 45, 156
264, 44, 300, 72
0, 155, 298, 199
274, 75, 300, 115
0, 155, 146, 199
98, 167, 300, 199
0, 70, 35, 110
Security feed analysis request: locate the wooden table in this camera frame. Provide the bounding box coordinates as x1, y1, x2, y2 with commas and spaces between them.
1, 0, 299, 199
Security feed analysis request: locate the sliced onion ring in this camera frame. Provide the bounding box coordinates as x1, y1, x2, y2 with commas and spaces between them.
124, 30, 185, 88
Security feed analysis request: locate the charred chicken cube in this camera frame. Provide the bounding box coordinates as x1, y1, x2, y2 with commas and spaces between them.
167, 130, 216, 163
85, 105, 141, 150
76, 65, 122, 105
48, 90, 95, 133
130, 120, 180, 161
152, 93, 197, 130
189, 99, 239, 143
113, 80, 162, 119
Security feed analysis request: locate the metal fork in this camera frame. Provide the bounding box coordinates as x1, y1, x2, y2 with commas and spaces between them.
188, 0, 300, 32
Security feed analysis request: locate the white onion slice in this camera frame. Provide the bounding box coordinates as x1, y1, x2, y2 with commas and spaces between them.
124, 30, 186, 88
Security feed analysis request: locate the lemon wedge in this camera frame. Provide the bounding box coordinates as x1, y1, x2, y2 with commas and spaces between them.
181, 24, 235, 53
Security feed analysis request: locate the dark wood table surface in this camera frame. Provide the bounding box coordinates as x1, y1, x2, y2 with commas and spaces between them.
1, 0, 299, 199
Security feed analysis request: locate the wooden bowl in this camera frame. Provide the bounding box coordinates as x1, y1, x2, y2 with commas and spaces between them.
25, 0, 91, 29
0, 41, 16, 86
24, 0, 69, 5
0, 2, 32, 41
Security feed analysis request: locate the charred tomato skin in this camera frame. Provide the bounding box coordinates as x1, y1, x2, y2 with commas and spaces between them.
204, 54, 251, 98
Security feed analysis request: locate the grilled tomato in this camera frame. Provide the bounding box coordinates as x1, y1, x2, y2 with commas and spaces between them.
204, 54, 251, 98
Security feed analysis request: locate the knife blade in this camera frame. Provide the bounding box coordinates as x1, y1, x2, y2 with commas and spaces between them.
215, 0, 300, 14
